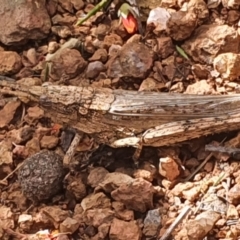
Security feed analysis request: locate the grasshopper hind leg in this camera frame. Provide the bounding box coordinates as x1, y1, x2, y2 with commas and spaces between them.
132, 143, 143, 167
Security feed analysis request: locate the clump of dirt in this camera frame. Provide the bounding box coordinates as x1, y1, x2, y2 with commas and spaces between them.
18, 150, 65, 202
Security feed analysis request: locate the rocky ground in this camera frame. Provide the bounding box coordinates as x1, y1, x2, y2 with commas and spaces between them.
1, 0, 240, 239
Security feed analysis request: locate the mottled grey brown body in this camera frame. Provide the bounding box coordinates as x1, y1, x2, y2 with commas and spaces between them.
1, 80, 240, 148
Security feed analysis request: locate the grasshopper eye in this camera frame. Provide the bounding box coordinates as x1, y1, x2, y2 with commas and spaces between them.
39, 95, 51, 107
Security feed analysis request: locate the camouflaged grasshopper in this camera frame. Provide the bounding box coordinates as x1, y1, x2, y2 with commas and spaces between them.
1, 80, 240, 150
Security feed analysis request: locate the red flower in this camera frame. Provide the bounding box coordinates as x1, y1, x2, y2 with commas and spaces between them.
122, 13, 138, 34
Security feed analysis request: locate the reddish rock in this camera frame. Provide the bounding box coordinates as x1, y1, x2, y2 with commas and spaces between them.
108, 44, 122, 57
160, 0, 178, 8
109, 218, 141, 240
15, 67, 35, 79
192, 64, 210, 80
89, 49, 108, 63
112, 201, 134, 221
98, 223, 110, 239
51, 26, 72, 38
228, 183, 240, 205
40, 135, 59, 149
226, 204, 239, 220
157, 37, 174, 59
48, 42, 60, 54
102, 34, 123, 50
167, 11, 197, 41
73, 204, 84, 216
81, 192, 111, 211
107, 42, 154, 79
187, 0, 209, 21
185, 80, 216, 95
96, 172, 134, 193
49, 48, 87, 81
46, 0, 58, 16
172, 182, 201, 201
185, 211, 220, 239
228, 10, 240, 23
159, 156, 181, 181
133, 169, 154, 182
66, 176, 87, 201
41, 206, 70, 228
83, 208, 114, 227
22, 48, 38, 67
0, 51, 22, 75
27, 106, 44, 120
71, 0, 84, 10
58, 0, 74, 13
86, 61, 106, 79
94, 24, 111, 40
60, 217, 79, 234
87, 167, 109, 188
0, 206, 14, 229
139, 77, 165, 91
51, 13, 76, 25
0, 140, 13, 167
0, 0, 51, 45
25, 137, 41, 156
0, 101, 21, 128
111, 178, 154, 212
182, 24, 240, 64
213, 53, 240, 81
7, 126, 34, 144
222, 0, 240, 8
